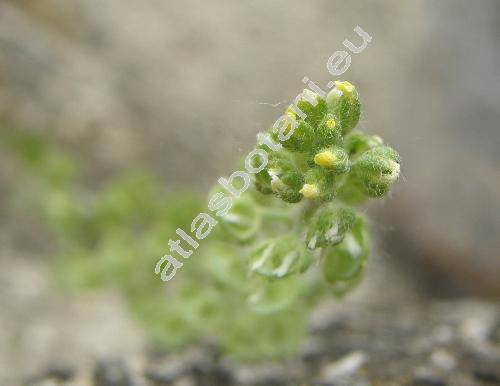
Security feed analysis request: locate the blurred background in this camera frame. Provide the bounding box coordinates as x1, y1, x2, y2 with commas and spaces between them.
0, 0, 499, 385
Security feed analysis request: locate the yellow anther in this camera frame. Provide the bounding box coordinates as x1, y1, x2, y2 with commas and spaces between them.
285, 106, 297, 118
326, 118, 336, 129
334, 81, 355, 95
314, 151, 337, 167
299, 184, 320, 199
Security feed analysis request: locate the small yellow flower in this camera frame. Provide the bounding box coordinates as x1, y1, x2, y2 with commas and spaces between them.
334, 81, 355, 96
299, 184, 320, 199
314, 150, 337, 167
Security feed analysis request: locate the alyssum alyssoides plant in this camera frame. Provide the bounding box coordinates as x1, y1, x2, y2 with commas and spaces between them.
191, 80, 401, 357
1, 81, 400, 361
215, 80, 400, 293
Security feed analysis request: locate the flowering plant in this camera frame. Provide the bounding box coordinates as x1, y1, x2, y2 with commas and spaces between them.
175, 80, 401, 358
1, 81, 400, 360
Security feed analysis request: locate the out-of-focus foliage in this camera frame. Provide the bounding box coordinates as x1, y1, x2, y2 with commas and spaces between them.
0, 81, 400, 361
0, 124, 313, 360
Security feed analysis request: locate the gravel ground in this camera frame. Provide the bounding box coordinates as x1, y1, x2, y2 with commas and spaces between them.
24, 299, 500, 386
5, 248, 497, 386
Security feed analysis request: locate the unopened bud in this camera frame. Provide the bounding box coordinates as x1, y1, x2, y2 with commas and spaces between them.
270, 169, 304, 204
301, 168, 336, 201
315, 114, 342, 148
273, 120, 316, 153
326, 118, 336, 129
314, 146, 349, 174
314, 151, 336, 167
354, 146, 400, 197
254, 169, 273, 195
344, 130, 383, 157
326, 80, 361, 135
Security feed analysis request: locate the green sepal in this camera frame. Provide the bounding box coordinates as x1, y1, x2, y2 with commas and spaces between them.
322, 216, 369, 284
334, 174, 369, 206
326, 85, 361, 135
296, 96, 329, 127
203, 243, 248, 292
249, 235, 314, 279
261, 151, 305, 203
273, 120, 316, 153
219, 195, 261, 242
344, 130, 383, 157
274, 169, 304, 203
247, 276, 302, 314
303, 167, 336, 202
313, 146, 350, 174
315, 113, 343, 149
254, 169, 273, 195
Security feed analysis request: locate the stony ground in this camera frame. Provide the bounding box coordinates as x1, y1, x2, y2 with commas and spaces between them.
5, 249, 497, 386
25, 299, 500, 386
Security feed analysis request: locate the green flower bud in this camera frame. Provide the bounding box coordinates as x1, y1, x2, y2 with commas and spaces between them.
270, 173, 304, 203
305, 206, 356, 249
266, 148, 295, 170
315, 114, 343, 149
250, 143, 274, 195
294, 93, 329, 127
272, 120, 315, 153
300, 167, 335, 201
322, 216, 369, 284
344, 130, 383, 157
255, 149, 301, 202
219, 195, 261, 242
353, 146, 400, 197
326, 81, 361, 135
313, 146, 349, 174
250, 235, 313, 279
254, 170, 273, 195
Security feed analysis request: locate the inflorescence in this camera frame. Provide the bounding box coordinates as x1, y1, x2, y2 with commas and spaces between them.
157, 81, 400, 291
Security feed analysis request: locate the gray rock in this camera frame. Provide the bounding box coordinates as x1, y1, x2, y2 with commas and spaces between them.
319, 351, 368, 383
44, 363, 76, 381
234, 362, 293, 386
93, 359, 133, 386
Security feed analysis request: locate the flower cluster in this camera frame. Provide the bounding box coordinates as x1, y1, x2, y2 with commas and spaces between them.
219, 81, 400, 291
148, 80, 401, 358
